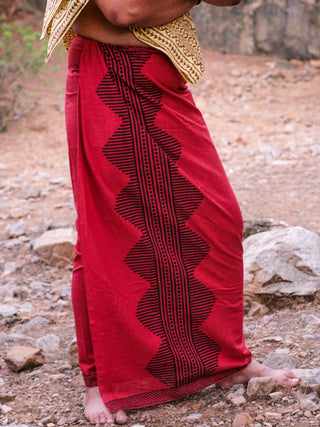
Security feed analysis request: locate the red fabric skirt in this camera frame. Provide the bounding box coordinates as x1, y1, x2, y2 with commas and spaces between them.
65, 35, 251, 412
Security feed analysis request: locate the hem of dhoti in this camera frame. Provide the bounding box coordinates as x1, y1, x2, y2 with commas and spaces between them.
105, 360, 251, 412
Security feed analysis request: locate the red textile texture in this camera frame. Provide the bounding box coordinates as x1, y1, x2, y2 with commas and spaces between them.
65, 35, 251, 412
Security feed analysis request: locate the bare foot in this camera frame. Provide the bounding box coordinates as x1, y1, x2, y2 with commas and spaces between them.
84, 386, 128, 424
218, 359, 299, 388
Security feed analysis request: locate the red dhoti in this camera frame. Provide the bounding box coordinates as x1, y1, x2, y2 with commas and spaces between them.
65, 35, 251, 412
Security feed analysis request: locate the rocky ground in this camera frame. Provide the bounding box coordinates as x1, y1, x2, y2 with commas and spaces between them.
0, 46, 320, 427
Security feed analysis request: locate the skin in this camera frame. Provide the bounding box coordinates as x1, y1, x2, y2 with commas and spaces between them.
92, 0, 242, 27
72, 0, 299, 424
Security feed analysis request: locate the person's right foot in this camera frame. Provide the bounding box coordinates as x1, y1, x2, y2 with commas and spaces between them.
84, 386, 128, 424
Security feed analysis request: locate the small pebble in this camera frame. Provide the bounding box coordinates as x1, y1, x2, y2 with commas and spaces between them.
0, 404, 12, 414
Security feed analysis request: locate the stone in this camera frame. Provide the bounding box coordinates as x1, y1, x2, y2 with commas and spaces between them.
5, 220, 27, 238
246, 376, 277, 398
259, 336, 283, 343
227, 386, 247, 406
310, 144, 320, 156
192, 2, 320, 59
269, 392, 283, 401
23, 186, 40, 199
243, 325, 252, 338
60, 286, 72, 300
243, 226, 320, 301
0, 404, 12, 414
0, 425, 30, 427
36, 311, 57, 322
2, 262, 17, 276
292, 369, 320, 393
182, 413, 203, 421
50, 177, 66, 185
283, 122, 296, 134
0, 305, 17, 318
21, 316, 50, 335
71, 375, 83, 387
30, 281, 50, 295
57, 417, 69, 426
68, 337, 79, 367
34, 228, 76, 267
248, 301, 268, 317
242, 218, 286, 240
0, 392, 16, 403
263, 350, 295, 370
298, 397, 319, 411
0, 332, 34, 346
4, 346, 45, 372
301, 314, 320, 327
36, 334, 60, 353
265, 412, 282, 420
232, 412, 253, 427
212, 401, 227, 409
18, 303, 33, 314
9, 207, 29, 219
11, 285, 29, 300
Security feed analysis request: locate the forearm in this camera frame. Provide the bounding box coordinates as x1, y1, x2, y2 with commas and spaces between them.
202, 0, 241, 6
72, 2, 145, 46
93, 0, 197, 27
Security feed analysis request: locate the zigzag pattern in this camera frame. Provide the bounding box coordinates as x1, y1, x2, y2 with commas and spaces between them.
96, 44, 221, 388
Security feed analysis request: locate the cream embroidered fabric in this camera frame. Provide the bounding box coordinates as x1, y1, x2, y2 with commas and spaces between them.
41, 0, 89, 59
131, 13, 204, 85
42, 0, 204, 84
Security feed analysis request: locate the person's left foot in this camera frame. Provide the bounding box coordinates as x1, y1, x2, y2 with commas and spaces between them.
217, 359, 299, 388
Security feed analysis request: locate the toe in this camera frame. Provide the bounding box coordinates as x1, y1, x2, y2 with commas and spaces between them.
115, 410, 128, 424
106, 413, 115, 424
93, 415, 100, 424
287, 377, 299, 386
98, 411, 108, 424
285, 370, 299, 379
278, 372, 299, 387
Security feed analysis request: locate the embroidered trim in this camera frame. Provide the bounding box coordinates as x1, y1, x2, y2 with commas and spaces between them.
83, 373, 98, 387
42, 0, 89, 61
130, 13, 204, 85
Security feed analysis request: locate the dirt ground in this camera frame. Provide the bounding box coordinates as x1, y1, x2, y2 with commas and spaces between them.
0, 36, 320, 427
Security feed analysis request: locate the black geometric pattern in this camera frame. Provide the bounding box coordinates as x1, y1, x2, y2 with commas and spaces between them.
96, 44, 221, 388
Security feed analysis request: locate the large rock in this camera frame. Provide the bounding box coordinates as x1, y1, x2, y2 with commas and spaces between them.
36, 334, 60, 354
4, 345, 45, 372
263, 350, 295, 370
0, 332, 34, 347
192, 1, 320, 59
21, 316, 50, 336
34, 228, 76, 267
243, 226, 320, 302
0, 305, 17, 318
246, 376, 277, 398
292, 368, 320, 393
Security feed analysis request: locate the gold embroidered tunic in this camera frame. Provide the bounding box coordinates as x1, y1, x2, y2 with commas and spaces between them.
41, 0, 204, 84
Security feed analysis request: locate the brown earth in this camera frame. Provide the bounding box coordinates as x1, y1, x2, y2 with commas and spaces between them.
0, 40, 319, 427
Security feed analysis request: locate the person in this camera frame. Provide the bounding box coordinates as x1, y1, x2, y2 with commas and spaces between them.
42, 0, 299, 424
